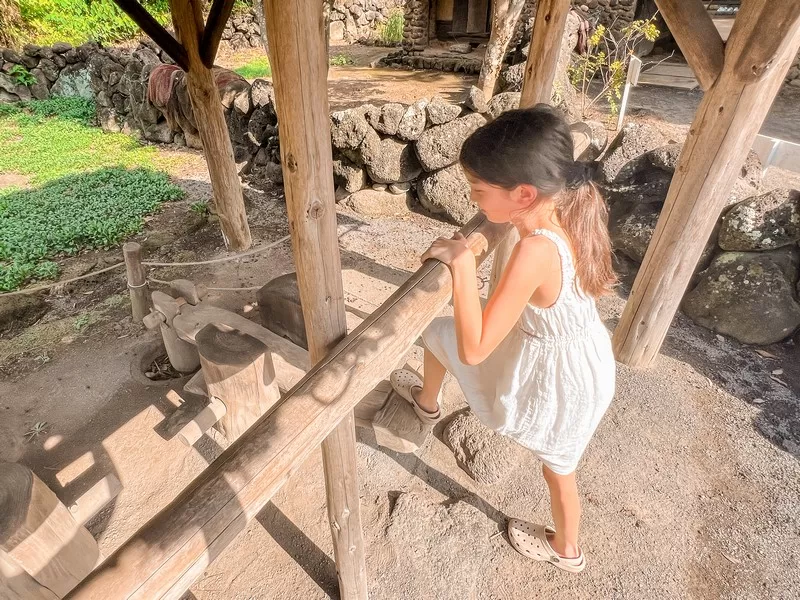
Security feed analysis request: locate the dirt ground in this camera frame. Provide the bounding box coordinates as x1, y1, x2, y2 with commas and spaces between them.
2, 46, 800, 599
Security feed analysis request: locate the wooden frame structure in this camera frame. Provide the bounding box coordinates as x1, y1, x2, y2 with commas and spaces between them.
4, 1, 797, 598
114, 0, 251, 251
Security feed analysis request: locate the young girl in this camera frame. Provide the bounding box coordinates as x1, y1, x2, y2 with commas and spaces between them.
390, 105, 616, 573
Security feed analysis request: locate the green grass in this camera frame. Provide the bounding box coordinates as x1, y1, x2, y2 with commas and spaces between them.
234, 56, 272, 79
0, 97, 184, 291
18, 0, 173, 46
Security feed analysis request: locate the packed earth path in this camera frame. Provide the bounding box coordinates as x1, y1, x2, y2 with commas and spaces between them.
1, 47, 800, 600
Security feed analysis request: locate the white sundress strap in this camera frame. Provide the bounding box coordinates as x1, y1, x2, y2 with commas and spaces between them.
529, 228, 576, 295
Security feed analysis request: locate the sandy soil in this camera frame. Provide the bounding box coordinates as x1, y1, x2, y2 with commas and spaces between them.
2, 48, 800, 600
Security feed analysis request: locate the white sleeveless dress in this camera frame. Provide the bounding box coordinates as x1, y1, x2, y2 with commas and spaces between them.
423, 229, 616, 475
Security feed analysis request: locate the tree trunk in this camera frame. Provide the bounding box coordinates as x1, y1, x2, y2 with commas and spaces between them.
477, 0, 528, 98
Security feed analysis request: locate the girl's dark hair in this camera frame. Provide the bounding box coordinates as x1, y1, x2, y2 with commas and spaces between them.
460, 104, 616, 298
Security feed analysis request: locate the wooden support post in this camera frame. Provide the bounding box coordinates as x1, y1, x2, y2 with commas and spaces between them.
613, 0, 800, 367
488, 0, 571, 296
176, 397, 227, 446
654, 0, 724, 91
68, 474, 122, 527
200, 0, 236, 68
197, 324, 280, 440
170, 0, 252, 251
123, 242, 149, 324
1, 462, 99, 598
519, 0, 571, 108
65, 214, 508, 600
262, 1, 366, 597
478, 0, 527, 98
111, 0, 189, 70
1, 550, 58, 600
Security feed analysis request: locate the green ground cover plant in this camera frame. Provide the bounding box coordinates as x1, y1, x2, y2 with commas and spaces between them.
0, 97, 183, 291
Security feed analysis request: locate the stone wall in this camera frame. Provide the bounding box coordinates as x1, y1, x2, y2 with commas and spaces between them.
603, 123, 800, 345
329, 0, 407, 43
221, 8, 263, 50
402, 0, 428, 51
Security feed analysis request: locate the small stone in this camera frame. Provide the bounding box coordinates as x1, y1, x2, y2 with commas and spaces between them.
448, 42, 473, 55
333, 156, 368, 193
52, 42, 73, 54
366, 102, 405, 136
389, 182, 411, 195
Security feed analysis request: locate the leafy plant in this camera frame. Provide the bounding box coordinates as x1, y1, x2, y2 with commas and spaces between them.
378, 8, 405, 44
234, 56, 272, 79
568, 18, 661, 119
190, 200, 210, 216
9, 65, 36, 87
0, 99, 183, 290
74, 314, 90, 330
329, 54, 353, 67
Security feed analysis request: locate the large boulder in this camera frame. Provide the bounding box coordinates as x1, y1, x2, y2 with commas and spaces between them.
426, 95, 462, 125
362, 137, 422, 184
487, 92, 520, 119
333, 156, 367, 193
600, 122, 667, 184
444, 411, 526, 484
464, 85, 489, 113
718, 189, 800, 252
396, 98, 429, 141
343, 189, 412, 217
414, 113, 487, 172
609, 203, 661, 264
257, 273, 307, 350
683, 249, 800, 345
417, 164, 477, 225
330, 106, 379, 165
365, 102, 405, 136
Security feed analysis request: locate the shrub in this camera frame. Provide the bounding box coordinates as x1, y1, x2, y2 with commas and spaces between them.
329, 54, 353, 67
378, 8, 405, 44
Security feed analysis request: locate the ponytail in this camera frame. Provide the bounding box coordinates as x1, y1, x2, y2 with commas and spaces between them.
556, 180, 617, 298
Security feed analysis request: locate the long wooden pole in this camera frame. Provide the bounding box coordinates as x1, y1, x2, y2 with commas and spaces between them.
654, 0, 724, 91
65, 215, 508, 600
613, 0, 800, 367
488, 0, 572, 297
170, 0, 252, 251
262, 1, 365, 598
477, 0, 528, 98
112, 0, 189, 70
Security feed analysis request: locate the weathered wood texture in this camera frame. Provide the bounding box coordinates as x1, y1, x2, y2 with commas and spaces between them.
654, 0, 724, 91
613, 1, 800, 367
65, 214, 508, 600
111, 0, 189, 69
68, 474, 122, 527
200, 0, 236, 67
176, 396, 227, 446
0, 550, 59, 600
123, 242, 149, 324
0, 462, 99, 598
519, 0, 571, 107
263, 1, 366, 597
152, 291, 200, 373
478, 0, 527, 97
170, 0, 252, 251
197, 324, 281, 440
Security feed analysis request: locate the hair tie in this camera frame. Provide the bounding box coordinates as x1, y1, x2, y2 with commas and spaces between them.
566, 161, 595, 189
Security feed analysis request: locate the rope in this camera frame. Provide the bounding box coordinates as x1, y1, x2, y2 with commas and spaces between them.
142, 236, 291, 267
0, 236, 291, 298
149, 277, 262, 292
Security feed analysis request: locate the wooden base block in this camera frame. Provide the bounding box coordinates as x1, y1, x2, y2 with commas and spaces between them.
68, 474, 122, 527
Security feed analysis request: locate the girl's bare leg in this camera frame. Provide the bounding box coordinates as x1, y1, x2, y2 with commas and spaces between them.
413, 348, 446, 413
542, 465, 581, 559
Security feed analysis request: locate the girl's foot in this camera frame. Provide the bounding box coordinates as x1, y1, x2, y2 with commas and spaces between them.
390, 369, 442, 424
507, 519, 586, 573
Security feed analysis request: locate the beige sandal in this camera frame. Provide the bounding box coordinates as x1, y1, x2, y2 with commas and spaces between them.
390, 369, 442, 424
507, 519, 586, 573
